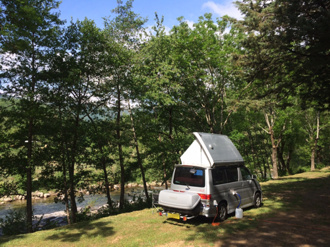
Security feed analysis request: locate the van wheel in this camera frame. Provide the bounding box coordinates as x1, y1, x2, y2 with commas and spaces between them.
254, 192, 261, 208
218, 203, 227, 221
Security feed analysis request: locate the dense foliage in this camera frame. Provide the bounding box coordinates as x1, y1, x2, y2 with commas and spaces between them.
0, 0, 329, 233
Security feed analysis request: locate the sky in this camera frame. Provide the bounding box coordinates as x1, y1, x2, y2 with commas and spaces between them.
57, 0, 243, 30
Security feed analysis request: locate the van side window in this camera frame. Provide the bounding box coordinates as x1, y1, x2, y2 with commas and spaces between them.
212, 167, 227, 185
226, 166, 238, 183
240, 166, 252, 180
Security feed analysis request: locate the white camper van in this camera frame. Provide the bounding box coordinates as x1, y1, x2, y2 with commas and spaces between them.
157, 132, 262, 221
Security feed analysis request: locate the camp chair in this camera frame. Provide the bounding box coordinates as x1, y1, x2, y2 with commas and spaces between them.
151, 192, 159, 213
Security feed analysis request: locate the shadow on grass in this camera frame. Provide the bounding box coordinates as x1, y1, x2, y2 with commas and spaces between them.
0, 233, 27, 245
182, 169, 330, 245
44, 220, 114, 243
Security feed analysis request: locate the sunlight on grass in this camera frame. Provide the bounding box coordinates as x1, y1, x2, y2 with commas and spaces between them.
1, 167, 329, 246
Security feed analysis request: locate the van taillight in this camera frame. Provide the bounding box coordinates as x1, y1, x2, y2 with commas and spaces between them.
198, 194, 211, 200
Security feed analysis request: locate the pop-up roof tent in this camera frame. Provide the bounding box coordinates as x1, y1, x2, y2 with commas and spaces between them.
180, 132, 244, 167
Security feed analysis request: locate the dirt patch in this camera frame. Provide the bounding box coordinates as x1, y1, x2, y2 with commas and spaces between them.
158, 240, 193, 247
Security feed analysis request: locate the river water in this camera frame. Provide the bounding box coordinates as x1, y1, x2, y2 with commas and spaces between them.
0, 188, 154, 220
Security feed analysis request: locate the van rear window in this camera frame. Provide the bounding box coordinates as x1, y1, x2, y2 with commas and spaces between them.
173, 167, 205, 187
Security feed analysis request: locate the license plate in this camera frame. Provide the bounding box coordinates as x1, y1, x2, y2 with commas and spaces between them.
167, 213, 180, 220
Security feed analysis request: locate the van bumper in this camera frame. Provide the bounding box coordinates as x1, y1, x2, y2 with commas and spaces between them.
157, 202, 202, 216
200, 205, 217, 218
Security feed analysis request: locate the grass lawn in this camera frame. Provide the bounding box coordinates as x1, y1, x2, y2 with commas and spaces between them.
1, 167, 330, 246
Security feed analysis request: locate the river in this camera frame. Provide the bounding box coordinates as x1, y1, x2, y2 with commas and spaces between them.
0, 188, 155, 220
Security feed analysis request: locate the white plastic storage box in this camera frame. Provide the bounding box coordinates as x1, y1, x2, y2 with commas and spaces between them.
158, 190, 201, 210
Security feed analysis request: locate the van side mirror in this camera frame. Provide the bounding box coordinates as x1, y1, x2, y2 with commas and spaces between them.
252, 174, 257, 179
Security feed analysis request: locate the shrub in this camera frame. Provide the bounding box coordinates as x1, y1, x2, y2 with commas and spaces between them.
0, 209, 27, 235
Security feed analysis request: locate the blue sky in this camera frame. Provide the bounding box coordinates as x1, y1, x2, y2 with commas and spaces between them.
57, 0, 242, 29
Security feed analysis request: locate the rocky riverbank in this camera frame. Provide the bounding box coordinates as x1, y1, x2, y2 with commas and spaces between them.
0, 181, 166, 205
0, 191, 52, 205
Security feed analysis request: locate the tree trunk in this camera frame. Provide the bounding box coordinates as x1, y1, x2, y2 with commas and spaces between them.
26, 49, 37, 233
26, 141, 33, 233
116, 85, 125, 209
264, 111, 280, 179
68, 163, 77, 223
128, 101, 149, 201
86, 113, 113, 208
163, 159, 168, 189
118, 129, 125, 210
166, 107, 174, 188
278, 140, 293, 175
26, 114, 34, 233
286, 148, 293, 175
59, 103, 71, 224
158, 135, 168, 189
311, 144, 316, 171
220, 87, 224, 134
68, 125, 78, 223
62, 155, 71, 225
270, 129, 279, 179
247, 131, 258, 172
102, 157, 113, 208
311, 112, 320, 171
277, 141, 286, 174
68, 106, 81, 223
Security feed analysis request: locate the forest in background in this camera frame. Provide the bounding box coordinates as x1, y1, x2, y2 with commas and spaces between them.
0, 0, 329, 233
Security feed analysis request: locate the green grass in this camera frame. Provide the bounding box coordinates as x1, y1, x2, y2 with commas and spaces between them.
1, 167, 330, 246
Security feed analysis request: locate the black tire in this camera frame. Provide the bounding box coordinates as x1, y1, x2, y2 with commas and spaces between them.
254, 192, 262, 208
218, 203, 227, 221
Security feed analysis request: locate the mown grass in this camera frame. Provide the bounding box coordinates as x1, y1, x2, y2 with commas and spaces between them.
1, 167, 329, 247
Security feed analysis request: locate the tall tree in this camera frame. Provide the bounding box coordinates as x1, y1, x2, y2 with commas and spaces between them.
0, 0, 63, 232
304, 109, 319, 171
103, 0, 147, 209
137, 14, 184, 188
85, 111, 115, 209
49, 18, 107, 223
171, 14, 246, 134
127, 100, 149, 201
302, 109, 330, 171
236, 0, 330, 110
